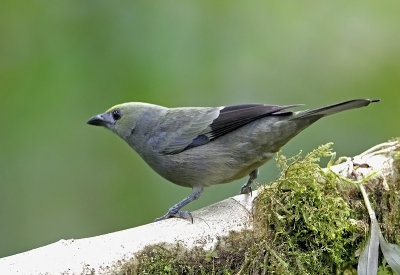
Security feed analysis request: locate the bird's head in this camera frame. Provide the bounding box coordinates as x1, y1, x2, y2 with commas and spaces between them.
87, 102, 164, 140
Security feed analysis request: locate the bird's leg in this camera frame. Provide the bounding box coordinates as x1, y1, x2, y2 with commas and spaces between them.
240, 169, 258, 195
154, 186, 204, 223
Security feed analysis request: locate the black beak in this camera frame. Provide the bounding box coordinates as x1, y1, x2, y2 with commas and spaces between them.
87, 113, 111, 126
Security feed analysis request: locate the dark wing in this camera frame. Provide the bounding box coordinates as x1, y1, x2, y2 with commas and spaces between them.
183, 103, 301, 151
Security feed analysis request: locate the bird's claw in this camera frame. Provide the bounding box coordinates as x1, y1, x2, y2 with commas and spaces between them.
154, 210, 193, 223
240, 185, 252, 195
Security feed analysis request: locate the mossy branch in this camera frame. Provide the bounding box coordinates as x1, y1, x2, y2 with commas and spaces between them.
0, 139, 399, 274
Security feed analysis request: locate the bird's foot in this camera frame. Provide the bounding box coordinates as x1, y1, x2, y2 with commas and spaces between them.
240, 184, 252, 195
154, 186, 203, 223
240, 169, 257, 195
154, 209, 193, 223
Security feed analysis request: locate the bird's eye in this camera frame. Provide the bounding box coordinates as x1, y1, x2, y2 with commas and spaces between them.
112, 110, 121, 121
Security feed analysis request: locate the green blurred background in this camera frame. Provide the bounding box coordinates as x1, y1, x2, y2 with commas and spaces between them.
1, 1, 399, 258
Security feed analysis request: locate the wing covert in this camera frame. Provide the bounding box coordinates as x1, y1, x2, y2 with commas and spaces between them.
153, 104, 300, 154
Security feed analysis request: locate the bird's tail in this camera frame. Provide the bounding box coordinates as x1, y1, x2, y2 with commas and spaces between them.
291, 99, 380, 121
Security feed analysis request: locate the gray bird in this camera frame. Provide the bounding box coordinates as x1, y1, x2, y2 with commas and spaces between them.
87, 99, 379, 222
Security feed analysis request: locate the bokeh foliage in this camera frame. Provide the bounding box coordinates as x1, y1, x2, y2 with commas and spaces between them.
0, 0, 399, 257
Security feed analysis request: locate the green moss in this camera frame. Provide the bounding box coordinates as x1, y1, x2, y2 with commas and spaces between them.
121, 231, 254, 274
119, 141, 400, 275
378, 137, 400, 246
254, 143, 364, 274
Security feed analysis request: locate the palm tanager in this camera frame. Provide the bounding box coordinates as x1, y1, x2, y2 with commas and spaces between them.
87, 99, 379, 222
